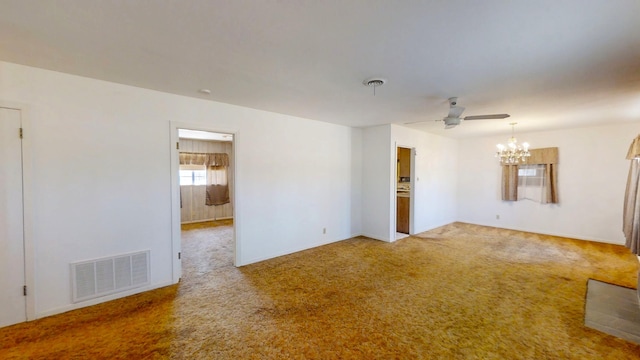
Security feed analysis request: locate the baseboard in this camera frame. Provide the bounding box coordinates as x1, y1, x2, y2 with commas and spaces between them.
33, 281, 174, 320
239, 236, 351, 266
412, 220, 458, 236
360, 232, 391, 242
458, 221, 624, 245
181, 217, 233, 225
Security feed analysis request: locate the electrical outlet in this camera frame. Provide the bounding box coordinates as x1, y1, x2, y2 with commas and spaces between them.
323, 228, 326, 234
496, 214, 500, 220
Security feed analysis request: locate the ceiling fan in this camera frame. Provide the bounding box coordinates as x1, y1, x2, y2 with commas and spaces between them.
408, 97, 510, 129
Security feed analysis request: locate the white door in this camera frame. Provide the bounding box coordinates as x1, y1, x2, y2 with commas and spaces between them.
0, 107, 26, 327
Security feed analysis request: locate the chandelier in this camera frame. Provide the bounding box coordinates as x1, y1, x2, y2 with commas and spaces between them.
496, 122, 530, 164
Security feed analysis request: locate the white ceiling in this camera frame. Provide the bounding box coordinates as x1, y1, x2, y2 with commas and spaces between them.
1, 1, 639, 138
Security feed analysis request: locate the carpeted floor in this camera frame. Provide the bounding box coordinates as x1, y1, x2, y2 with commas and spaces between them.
1, 221, 639, 359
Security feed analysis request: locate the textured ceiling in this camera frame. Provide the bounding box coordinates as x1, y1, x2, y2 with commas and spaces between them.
1, 0, 639, 138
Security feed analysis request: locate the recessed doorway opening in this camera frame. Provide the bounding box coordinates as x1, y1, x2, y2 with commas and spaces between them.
178, 129, 233, 225
396, 146, 413, 240
178, 129, 235, 277
170, 125, 238, 283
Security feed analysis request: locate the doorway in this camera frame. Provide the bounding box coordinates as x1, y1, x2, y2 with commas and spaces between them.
170, 123, 238, 283
177, 130, 234, 224
0, 107, 27, 327
396, 146, 412, 239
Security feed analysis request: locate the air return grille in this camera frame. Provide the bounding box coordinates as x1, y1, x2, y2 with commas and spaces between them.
71, 250, 150, 303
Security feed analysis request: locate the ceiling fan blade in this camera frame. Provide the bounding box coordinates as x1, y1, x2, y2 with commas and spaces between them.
403, 119, 443, 125
463, 114, 510, 120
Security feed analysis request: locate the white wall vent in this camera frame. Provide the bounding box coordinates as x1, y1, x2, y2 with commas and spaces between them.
71, 250, 150, 303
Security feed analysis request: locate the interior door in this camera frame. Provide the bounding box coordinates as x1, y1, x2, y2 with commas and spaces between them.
0, 107, 26, 327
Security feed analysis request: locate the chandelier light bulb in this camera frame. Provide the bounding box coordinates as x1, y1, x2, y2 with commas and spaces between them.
495, 123, 531, 164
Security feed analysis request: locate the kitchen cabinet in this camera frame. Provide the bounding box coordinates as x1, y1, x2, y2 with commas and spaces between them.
397, 196, 409, 234
398, 147, 411, 179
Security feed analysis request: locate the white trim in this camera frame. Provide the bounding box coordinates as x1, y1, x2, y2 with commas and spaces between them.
390, 141, 397, 242
409, 146, 415, 235
240, 237, 346, 266
0, 101, 35, 322
360, 232, 392, 242
170, 121, 240, 274
413, 220, 456, 235
34, 281, 173, 319
460, 221, 625, 245
169, 123, 181, 282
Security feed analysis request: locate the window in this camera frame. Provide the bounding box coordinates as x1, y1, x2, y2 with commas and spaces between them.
179, 165, 206, 186
501, 147, 558, 203
517, 164, 546, 202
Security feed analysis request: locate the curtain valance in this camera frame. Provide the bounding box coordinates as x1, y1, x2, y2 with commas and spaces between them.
626, 135, 640, 160
522, 147, 559, 165
501, 147, 559, 203
179, 152, 230, 167
179, 152, 231, 207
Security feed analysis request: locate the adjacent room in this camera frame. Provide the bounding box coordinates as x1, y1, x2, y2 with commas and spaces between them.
1, 1, 639, 358
177, 128, 236, 278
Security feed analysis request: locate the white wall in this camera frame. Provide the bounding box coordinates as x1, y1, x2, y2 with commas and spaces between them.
361, 125, 392, 241
4, 58, 636, 322
350, 128, 363, 237
390, 125, 458, 234
360, 124, 458, 241
0, 61, 358, 318
457, 123, 640, 244
236, 115, 355, 264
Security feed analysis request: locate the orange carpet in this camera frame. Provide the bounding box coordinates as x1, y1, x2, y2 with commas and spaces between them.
1, 221, 639, 359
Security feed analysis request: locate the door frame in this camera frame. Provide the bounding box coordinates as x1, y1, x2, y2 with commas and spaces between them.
394, 144, 415, 239
1, 101, 35, 321
169, 121, 240, 283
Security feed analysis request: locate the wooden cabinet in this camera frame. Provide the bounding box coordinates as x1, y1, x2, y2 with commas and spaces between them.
398, 147, 411, 179
397, 196, 409, 234
396, 147, 411, 234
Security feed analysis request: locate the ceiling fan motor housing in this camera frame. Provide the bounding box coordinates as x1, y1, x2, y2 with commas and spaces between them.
444, 117, 461, 126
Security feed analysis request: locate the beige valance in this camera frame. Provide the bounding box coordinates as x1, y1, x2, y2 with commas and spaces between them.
522, 147, 558, 165
179, 152, 229, 167
626, 135, 640, 160
501, 147, 559, 203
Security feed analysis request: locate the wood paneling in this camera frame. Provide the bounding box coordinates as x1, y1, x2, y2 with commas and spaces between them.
179, 138, 233, 223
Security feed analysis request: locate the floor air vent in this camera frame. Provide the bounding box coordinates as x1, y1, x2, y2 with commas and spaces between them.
71, 250, 150, 303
